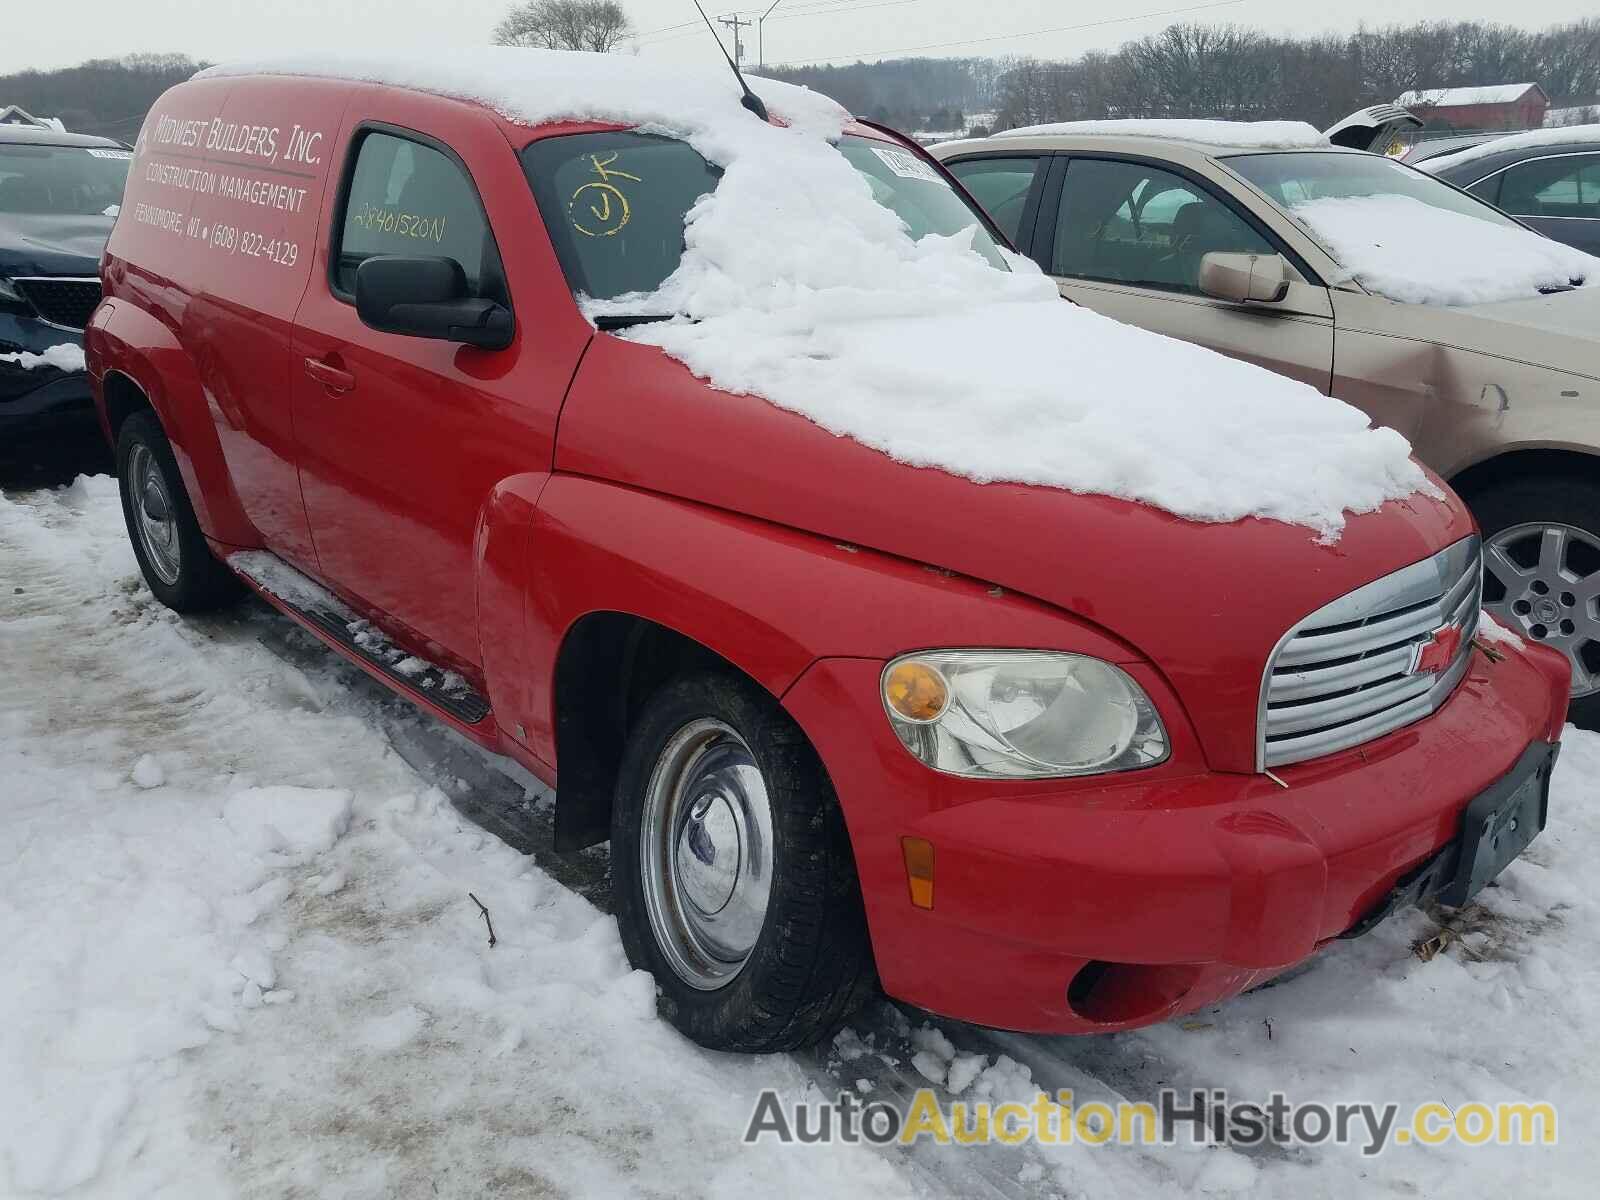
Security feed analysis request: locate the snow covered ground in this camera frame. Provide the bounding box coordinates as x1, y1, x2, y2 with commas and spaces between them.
4, 473, 1600, 1198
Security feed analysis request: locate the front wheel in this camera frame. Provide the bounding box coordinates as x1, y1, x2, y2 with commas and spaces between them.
610, 671, 874, 1052
116, 410, 243, 613
1474, 475, 1600, 729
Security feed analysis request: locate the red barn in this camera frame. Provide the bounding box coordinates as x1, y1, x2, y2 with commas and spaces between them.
1396, 83, 1550, 132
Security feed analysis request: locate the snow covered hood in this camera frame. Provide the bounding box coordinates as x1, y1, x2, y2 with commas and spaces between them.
1418, 123, 1600, 175
1290, 193, 1600, 306
994, 119, 1328, 149
200, 51, 1426, 541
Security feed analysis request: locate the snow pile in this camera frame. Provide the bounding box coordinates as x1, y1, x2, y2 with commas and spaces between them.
994, 118, 1328, 148
1419, 122, 1600, 175
1291, 193, 1600, 305
0, 477, 910, 1199
0, 343, 85, 372
200, 51, 1422, 539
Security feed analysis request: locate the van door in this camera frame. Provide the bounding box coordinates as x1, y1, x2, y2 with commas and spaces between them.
178, 78, 350, 567
289, 99, 588, 674
1039, 156, 1335, 393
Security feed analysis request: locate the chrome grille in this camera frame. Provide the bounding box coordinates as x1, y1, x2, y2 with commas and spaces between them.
1259, 535, 1482, 769
14, 276, 102, 330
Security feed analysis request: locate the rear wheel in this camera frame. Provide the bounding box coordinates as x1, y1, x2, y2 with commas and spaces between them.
1473, 475, 1600, 729
116, 410, 242, 612
610, 671, 874, 1052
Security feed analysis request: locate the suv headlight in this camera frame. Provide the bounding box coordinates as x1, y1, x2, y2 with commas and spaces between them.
0, 276, 24, 305
881, 650, 1168, 779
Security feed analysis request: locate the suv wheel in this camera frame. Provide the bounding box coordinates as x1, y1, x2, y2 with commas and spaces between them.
610, 671, 874, 1052
1474, 475, 1600, 729
116, 410, 243, 612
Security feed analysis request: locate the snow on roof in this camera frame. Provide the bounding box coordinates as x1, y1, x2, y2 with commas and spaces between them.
197, 50, 848, 139
1396, 83, 1542, 108
201, 50, 1423, 538
1289, 193, 1598, 306
993, 118, 1327, 149
1417, 123, 1600, 174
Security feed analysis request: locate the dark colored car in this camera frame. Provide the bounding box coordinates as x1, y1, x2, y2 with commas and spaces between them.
0, 125, 131, 437
1429, 135, 1600, 254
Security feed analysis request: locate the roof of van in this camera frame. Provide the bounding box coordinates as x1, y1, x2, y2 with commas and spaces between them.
196, 50, 848, 138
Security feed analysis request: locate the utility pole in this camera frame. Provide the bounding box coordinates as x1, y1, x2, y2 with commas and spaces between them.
757, 0, 784, 70
718, 12, 753, 67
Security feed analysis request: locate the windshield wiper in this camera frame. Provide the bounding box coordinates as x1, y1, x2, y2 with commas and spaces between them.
594, 314, 676, 331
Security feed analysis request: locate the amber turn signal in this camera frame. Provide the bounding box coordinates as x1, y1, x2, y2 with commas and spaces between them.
884, 659, 950, 723
901, 836, 935, 909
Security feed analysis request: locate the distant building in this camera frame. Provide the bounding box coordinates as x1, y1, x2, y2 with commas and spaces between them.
0, 105, 66, 132
1395, 83, 1549, 132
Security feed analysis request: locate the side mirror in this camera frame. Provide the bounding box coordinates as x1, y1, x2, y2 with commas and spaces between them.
1198, 252, 1291, 305
354, 255, 513, 350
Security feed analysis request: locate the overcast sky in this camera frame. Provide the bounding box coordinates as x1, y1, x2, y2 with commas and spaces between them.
6, 0, 1597, 76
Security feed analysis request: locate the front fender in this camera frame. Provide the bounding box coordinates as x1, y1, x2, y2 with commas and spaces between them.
521, 472, 1158, 762
87, 298, 258, 546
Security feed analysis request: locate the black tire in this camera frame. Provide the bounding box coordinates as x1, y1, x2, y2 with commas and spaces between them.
116, 409, 243, 613
610, 670, 875, 1052
1469, 474, 1600, 730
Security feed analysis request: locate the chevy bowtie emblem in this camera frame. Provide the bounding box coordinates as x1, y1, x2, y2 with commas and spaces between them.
1408, 624, 1463, 675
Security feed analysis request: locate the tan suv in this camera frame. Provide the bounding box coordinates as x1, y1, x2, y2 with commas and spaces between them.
933, 123, 1600, 725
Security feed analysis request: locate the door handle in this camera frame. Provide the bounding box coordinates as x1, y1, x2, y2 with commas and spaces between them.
303, 356, 356, 393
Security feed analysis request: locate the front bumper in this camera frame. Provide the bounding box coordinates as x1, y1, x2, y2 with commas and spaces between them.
784, 637, 1570, 1034
1, 315, 92, 434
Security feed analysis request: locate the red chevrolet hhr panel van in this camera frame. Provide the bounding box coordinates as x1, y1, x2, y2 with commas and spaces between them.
87, 51, 1570, 1052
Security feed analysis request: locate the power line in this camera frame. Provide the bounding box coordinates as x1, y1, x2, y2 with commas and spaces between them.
759, 0, 1245, 67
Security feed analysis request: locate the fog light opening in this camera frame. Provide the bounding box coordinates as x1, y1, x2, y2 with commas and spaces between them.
1066, 960, 1205, 1025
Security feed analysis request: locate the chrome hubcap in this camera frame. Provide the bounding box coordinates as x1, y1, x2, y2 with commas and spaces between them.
128, 443, 181, 587
640, 718, 774, 990
1483, 521, 1600, 697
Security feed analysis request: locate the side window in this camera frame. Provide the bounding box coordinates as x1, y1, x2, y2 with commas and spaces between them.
1467, 172, 1502, 206
944, 156, 1041, 245
1052, 158, 1271, 293
335, 130, 501, 298
1498, 155, 1600, 219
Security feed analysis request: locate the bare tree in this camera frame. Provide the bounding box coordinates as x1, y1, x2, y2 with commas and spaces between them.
493, 1, 633, 53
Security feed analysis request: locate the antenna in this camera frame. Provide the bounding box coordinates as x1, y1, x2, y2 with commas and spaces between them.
691, 1, 769, 122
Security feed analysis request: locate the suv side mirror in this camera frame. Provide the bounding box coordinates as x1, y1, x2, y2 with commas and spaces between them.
1198, 252, 1291, 305
354, 255, 513, 350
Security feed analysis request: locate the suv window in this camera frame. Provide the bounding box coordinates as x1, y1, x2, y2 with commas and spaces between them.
944, 156, 1040, 245
335, 131, 501, 297
523, 131, 1006, 305
1496, 154, 1600, 219
1053, 158, 1270, 293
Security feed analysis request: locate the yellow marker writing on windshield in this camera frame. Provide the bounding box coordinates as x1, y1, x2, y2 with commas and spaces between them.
570, 153, 643, 238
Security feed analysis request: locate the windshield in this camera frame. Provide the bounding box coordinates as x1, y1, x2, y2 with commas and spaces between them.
522, 131, 1005, 307
0, 143, 132, 216
1223, 151, 1527, 249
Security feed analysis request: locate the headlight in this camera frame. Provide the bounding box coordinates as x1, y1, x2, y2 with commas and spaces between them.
0, 277, 24, 305
881, 650, 1168, 779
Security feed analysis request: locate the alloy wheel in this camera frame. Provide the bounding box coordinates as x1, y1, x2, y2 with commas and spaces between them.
1482, 521, 1600, 697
